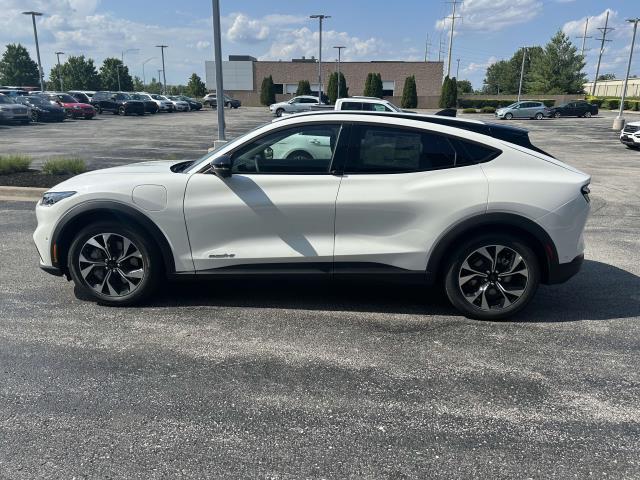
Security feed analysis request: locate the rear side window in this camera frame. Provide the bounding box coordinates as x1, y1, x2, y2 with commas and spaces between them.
346, 125, 500, 173
340, 102, 363, 111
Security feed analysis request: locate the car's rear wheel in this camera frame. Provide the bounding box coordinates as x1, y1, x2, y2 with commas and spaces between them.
535, 112, 544, 120
444, 234, 540, 320
31, 110, 39, 122
95, 105, 102, 114
554, 112, 561, 118
118, 106, 126, 116
585, 111, 592, 118
504, 113, 513, 120
68, 222, 160, 306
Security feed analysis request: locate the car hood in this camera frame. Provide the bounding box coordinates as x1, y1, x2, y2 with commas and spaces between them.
86, 160, 180, 175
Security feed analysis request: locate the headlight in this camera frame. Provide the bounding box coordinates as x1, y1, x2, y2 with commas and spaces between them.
41, 191, 76, 206
73, 105, 81, 109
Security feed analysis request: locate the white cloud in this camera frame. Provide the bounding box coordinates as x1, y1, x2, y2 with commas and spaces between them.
436, 0, 543, 33
562, 9, 617, 38
463, 56, 498, 74
226, 13, 270, 43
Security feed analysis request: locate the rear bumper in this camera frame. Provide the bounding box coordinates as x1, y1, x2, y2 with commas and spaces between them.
546, 253, 584, 284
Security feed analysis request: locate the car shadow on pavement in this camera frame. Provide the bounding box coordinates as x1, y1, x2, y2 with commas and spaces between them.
119, 259, 640, 322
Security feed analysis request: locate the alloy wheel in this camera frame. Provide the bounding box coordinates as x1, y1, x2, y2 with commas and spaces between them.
458, 244, 529, 311
78, 233, 145, 297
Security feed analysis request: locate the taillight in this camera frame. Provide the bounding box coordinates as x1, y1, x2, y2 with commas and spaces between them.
581, 184, 591, 203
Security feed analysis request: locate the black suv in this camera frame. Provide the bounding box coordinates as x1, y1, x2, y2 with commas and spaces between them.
548, 101, 599, 118
130, 93, 160, 114
91, 91, 145, 115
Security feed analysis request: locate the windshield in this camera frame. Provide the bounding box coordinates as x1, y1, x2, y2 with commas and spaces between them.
20, 96, 47, 105
505, 103, 519, 109
58, 94, 78, 103
0, 95, 15, 104
385, 101, 402, 111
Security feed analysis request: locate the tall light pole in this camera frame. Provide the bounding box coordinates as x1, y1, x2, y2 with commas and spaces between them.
334, 46, 345, 100
55, 51, 64, 91
310, 14, 331, 104
456, 58, 460, 79
116, 64, 121, 91
155, 45, 168, 94
142, 57, 155, 87
211, 0, 225, 142
22, 11, 45, 91
121, 48, 139, 64
517, 47, 527, 102
613, 18, 640, 131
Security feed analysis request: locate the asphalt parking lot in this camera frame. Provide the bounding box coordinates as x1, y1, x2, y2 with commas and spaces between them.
1, 109, 639, 478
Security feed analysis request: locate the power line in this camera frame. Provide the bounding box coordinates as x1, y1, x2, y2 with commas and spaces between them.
592, 10, 614, 96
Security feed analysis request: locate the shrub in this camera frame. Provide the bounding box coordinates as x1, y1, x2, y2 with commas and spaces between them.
600, 100, 611, 110
607, 99, 620, 110
401, 75, 417, 109
295, 80, 311, 96
481, 106, 496, 113
42, 157, 86, 175
259, 75, 275, 106
0, 154, 31, 174
462, 108, 478, 114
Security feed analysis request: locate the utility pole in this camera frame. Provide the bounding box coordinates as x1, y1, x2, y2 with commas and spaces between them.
517, 47, 527, 102
157, 69, 163, 88
310, 14, 331, 104
22, 11, 45, 91
55, 51, 64, 91
142, 57, 155, 87
438, 31, 444, 62
116, 65, 121, 91
334, 46, 345, 99
211, 0, 225, 142
456, 58, 460, 78
592, 10, 614, 96
613, 18, 640, 131
424, 34, 431, 62
155, 45, 168, 94
445, 0, 462, 78
576, 17, 592, 57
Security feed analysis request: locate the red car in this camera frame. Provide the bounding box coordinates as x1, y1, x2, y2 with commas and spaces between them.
40, 92, 96, 119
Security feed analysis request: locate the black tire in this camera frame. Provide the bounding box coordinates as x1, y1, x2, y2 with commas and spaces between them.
554, 112, 561, 119
504, 113, 513, 120
95, 105, 102, 114
31, 110, 39, 122
276, 108, 284, 117
68, 222, 161, 306
584, 111, 592, 118
535, 112, 544, 120
118, 106, 126, 116
444, 233, 540, 320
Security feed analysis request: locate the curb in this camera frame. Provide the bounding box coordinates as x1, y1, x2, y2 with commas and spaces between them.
0, 186, 47, 202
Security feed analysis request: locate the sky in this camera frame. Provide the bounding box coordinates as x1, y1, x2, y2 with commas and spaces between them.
1, 0, 638, 89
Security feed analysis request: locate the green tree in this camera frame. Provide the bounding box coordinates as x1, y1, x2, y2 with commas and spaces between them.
457, 79, 473, 96
449, 77, 458, 107
597, 73, 616, 81
326, 72, 348, 104
439, 76, 458, 108
99, 57, 133, 91
48, 63, 64, 90
61, 55, 101, 90
186, 73, 206, 98
482, 46, 543, 94
260, 75, 275, 105
168, 84, 186, 95
371, 73, 383, 98
363, 73, 374, 96
295, 80, 311, 95
133, 76, 145, 91
401, 75, 417, 108
146, 77, 163, 94
528, 31, 586, 94
0, 43, 40, 87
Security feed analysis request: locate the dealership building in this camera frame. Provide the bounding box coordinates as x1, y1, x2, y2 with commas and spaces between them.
205, 55, 444, 107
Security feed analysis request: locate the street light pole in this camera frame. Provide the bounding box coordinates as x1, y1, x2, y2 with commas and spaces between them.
456, 58, 460, 78
155, 45, 168, 94
613, 18, 640, 131
55, 51, 64, 91
310, 14, 331, 104
517, 47, 527, 102
22, 11, 45, 91
116, 65, 121, 91
142, 57, 155, 87
211, 0, 225, 142
333, 46, 345, 100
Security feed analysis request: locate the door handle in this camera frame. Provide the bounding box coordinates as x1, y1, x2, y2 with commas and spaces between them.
309, 139, 321, 144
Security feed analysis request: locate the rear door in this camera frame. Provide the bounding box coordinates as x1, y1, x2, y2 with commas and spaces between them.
333, 122, 491, 272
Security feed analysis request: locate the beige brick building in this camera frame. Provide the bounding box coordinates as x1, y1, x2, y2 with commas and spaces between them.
205, 57, 444, 108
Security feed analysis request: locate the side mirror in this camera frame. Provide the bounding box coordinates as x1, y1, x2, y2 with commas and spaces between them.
211, 154, 232, 178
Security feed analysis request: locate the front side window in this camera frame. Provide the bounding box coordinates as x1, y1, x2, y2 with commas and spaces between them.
231, 124, 341, 174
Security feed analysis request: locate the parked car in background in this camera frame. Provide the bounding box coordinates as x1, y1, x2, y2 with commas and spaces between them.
334, 97, 403, 112
620, 121, 640, 149
0, 89, 29, 97
91, 91, 145, 115
203, 93, 241, 109
67, 91, 91, 104
34, 110, 591, 320
170, 95, 202, 111
548, 101, 598, 118
39, 92, 95, 119
129, 93, 160, 114
495, 101, 550, 120
142, 93, 174, 112
166, 96, 190, 111
68, 90, 96, 101
269, 95, 323, 117
15, 95, 65, 122
0, 93, 31, 124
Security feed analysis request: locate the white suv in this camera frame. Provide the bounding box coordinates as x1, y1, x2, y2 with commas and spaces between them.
620, 121, 640, 149
33, 111, 591, 320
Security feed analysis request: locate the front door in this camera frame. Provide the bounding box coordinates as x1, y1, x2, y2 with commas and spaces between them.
183, 123, 345, 273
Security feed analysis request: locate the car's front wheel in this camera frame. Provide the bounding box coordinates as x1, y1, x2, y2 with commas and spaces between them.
276, 108, 284, 117
118, 106, 126, 115
68, 222, 160, 306
585, 111, 592, 118
504, 113, 513, 120
444, 234, 540, 320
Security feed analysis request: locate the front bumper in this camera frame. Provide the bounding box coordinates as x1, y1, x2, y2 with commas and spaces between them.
547, 254, 584, 284
620, 132, 640, 146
